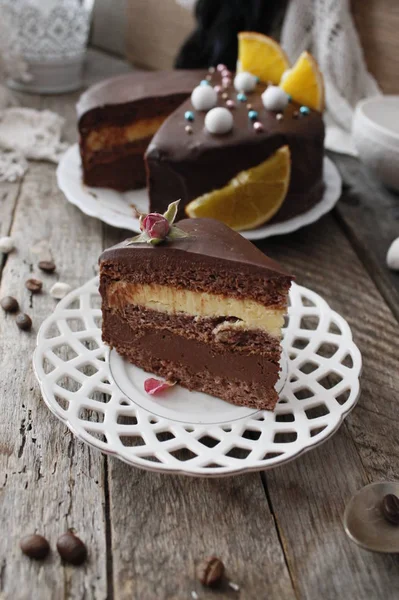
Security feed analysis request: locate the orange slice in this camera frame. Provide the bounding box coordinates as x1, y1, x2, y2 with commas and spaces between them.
237, 32, 290, 84
185, 146, 291, 231
280, 51, 325, 111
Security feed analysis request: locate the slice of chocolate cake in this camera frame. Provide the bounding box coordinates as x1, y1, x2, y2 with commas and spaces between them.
77, 70, 205, 190
100, 209, 292, 410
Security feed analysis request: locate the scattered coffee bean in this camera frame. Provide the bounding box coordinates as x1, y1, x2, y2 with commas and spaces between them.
381, 493, 399, 525
25, 278, 43, 293
50, 282, 71, 299
56, 531, 87, 565
1, 295, 19, 313
196, 556, 225, 587
16, 313, 32, 331
20, 534, 50, 560
0, 236, 15, 254
38, 260, 56, 273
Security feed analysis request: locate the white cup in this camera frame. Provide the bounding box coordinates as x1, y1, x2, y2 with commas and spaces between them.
2, 0, 95, 94
352, 96, 399, 192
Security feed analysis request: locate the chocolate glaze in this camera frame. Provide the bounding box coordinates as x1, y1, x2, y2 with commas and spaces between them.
77, 70, 206, 129
146, 71, 325, 220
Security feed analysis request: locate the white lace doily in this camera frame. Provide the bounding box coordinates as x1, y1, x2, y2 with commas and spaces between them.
33, 277, 362, 477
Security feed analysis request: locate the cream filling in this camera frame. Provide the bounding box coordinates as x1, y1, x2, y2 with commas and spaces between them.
86, 116, 167, 151
107, 282, 285, 338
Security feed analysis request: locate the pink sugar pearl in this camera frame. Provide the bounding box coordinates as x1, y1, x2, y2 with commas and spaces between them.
226, 99, 235, 109
214, 85, 222, 93
221, 69, 231, 78
253, 121, 264, 132
222, 77, 232, 87
217, 64, 227, 72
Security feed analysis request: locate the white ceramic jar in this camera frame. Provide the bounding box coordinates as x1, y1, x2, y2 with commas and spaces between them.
352, 96, 399, 191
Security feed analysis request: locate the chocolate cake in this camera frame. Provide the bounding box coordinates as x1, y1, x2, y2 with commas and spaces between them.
77, 70, 205, 190
146, 71, 325, 223
100, 217, 293, 410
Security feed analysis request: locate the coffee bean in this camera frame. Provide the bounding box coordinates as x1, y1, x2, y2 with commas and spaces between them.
196, 556, 225, 587
382, 494, 399, 525
16, 313, 32, 331
56, 531, 87, 565
1, 295, 19, 312
20, 534, 50, 560
25, 278, 43, 293
38, 260, 56, 273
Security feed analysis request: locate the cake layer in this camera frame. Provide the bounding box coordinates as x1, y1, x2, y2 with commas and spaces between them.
103, 309, 279, 410
106, 281, 285, 336
146, 72, 325, 220
104, 304, 282, 360
81, 142, 150, 190
100, 219, 292, 308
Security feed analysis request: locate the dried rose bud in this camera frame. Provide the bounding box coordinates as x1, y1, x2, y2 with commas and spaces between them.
141, 213, 170, 240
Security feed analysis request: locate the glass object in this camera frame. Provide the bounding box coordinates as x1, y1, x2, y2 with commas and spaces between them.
1, 0, 95, 94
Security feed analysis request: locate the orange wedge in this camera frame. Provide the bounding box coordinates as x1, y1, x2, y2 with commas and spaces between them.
280, 51, 325, 111
185, 146, 291, 231
237, 32, 290, 84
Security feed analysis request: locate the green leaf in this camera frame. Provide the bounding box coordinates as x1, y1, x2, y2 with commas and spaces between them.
126, 232, 149, 245
168, 226, 190, 240
163, 200, 180, 225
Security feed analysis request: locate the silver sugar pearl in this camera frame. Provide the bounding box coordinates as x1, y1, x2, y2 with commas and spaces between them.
206, 74, 212, 81
276, 113, 284, 121
222, 92, 228, 99
185, 125, 193, 134
208, 66, 215, 73
246, 103, 252, 110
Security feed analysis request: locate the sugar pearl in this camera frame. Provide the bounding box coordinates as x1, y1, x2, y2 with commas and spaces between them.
191, 85, 217, 111
237, 92, 247, 102
248, 110, 258, 121
253, 121, 264, 133
222, 92, 228, 99
214, 85, 222, 93
226, 99, 235, 109
208, 66, 215, 73
0, 236, 15, 254
217, 64, 226, 72
200, 79, 210, 86
185, 125, 193, 134
276, 113, 284, 121
50, 282, 71, 300
262, 86, 290, 112
184, 110, 194, 121
300, 105, 311, 115
206, 74, 212, 81
205, 107, 233, 135
222, 77, 231, 88
234, 72, 257, 93
221, 69, 231, 78
246, 103, 252, 110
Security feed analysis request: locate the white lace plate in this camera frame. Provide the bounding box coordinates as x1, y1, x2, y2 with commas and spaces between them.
57, 144, 342, 240
33, 278, 361, 477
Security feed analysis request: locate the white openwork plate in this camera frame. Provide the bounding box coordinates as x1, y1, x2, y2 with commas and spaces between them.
33, 278, 361, 477
57, 144, 342, 240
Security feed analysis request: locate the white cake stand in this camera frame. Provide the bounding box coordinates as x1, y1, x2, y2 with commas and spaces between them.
33, 278, 361, 477
57, 144, 342, 240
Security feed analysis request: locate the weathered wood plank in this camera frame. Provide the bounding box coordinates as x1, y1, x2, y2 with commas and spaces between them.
331, 153, 399, 323
108, 465, 296, 600
258, 211, 399, 598
0, 79, 108, 600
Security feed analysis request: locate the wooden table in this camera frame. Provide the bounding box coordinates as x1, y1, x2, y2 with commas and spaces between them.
1, 50, 399, 600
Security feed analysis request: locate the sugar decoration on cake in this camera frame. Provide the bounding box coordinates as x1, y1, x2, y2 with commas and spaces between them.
191, 84, 218, 111
234, 72, 257, 93
205, 107, 233, 135
261, 85, 290, 112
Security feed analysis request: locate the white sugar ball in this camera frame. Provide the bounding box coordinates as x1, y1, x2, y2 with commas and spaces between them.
0, 236, 14, 254
50, 282, 71, 299
191, 85, 217, 111
234, 72, 257, 93
387, 237, 399, 270
204, 107, 233, 135
262, 86, 290, 112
